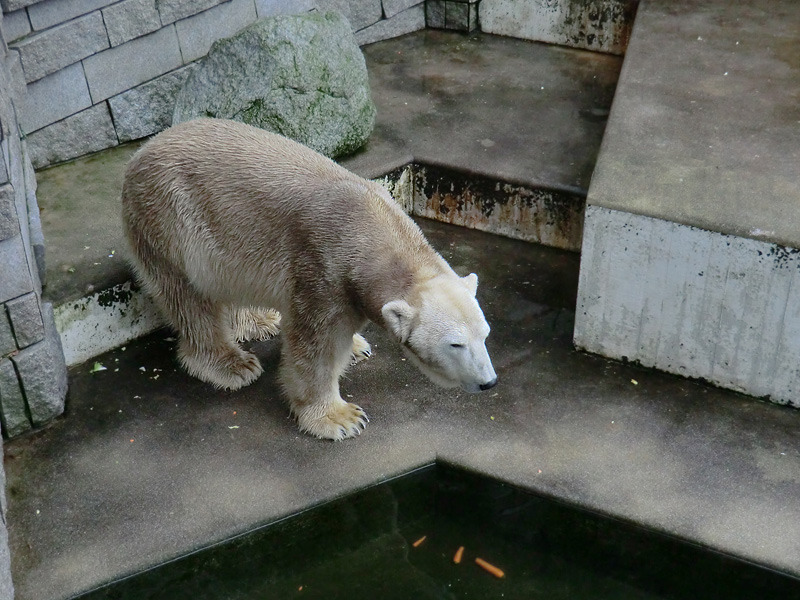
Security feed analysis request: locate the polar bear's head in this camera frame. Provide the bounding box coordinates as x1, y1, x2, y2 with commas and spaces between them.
382, 273, 497, 393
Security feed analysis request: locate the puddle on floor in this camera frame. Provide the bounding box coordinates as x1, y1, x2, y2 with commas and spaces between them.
77, 465, 799, 599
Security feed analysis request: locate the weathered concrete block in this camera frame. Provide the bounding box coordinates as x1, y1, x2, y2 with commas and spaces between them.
319, 0, 382, 31
109, 63, 197, 142
0, 235, 33, 303
21, 142, 45, 286
0, 142, 8, 186
6, 291, 43, 348
2, 9, 31, 43
0, 309, 15, 358
0, 183, 17, 241
27, 103, 118, 169
355, 4, 425, 45
255, 0, 316, 18
0, 0, 38, 12
174, 11, 376, 159
26, 0, 116, 31
426, 0, 445, 28
83, 25, 183, 103
158, 0, 226, 25
19, 62, 91, 133
175, 0, 258, 63
11, 303, 67, 426
102, 0, 162, 47
383, 0, 423, 19
11, 11, 110, 83
481, 0, 635, 55
0, 358, 31, 437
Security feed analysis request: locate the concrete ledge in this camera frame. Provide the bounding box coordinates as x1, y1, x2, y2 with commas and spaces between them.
575, 206, 800, 408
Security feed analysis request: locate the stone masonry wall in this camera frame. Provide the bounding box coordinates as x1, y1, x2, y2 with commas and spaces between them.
0, 0, 429, 169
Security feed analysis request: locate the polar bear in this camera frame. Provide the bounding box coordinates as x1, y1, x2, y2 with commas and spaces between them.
121, 118, 497, 440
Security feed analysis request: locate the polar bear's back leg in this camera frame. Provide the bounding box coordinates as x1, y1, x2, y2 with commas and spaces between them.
130, 239, 263, 390
230, 306, 281, 342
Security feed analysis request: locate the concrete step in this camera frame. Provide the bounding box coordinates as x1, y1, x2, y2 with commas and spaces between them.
36, 30, 621, 367
573, 0, 800, 407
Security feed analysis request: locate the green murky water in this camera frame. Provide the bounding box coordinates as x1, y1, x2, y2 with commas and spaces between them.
78, 465, 800, 599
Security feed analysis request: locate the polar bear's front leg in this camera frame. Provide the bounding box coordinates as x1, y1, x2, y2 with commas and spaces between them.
280, 322, 369, 441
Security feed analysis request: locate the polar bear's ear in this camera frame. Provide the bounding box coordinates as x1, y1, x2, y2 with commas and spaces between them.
462, 273, 478, 297
382, 300, 416, 343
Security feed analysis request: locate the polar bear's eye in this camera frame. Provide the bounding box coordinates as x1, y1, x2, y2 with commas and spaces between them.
450, 343, 465, 349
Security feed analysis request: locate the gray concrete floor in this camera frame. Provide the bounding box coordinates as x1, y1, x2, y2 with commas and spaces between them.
6, 219, 800, 600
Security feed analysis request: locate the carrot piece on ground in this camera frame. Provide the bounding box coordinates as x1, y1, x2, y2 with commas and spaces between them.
412, 535, 427, 548
475, 557, 505, 578
453, 546, 465, 564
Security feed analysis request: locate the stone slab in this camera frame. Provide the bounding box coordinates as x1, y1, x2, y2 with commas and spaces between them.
7, 220, 800, 600
0, 235, 33, 303
174, 0, 258, 63
480, 0, 636, 55
255, 0, 316, 17
587, 0, 800, 249
0, 309, 15, 358
0, 0, 38, 12
11, 11, 109, 83
18, 61, 91, 133
575, 206, 800, 407
83, 25, 183, 104
25, 0, 116, 31
6, 291, 43, 348
0, 358, 31, 437
27, 103, 118, 169
355, 3, 425, 45
11, 302, 66, 425
108, 64, 198, 143
157, 0, 226, 25
102, 0, 162, 48
1, 9, 31, 43
382, 0, 423, 19
0, 182, 17, 240
318, 0, 382, 31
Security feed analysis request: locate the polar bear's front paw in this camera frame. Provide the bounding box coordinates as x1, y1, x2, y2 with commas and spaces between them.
350, 333, 372, 365
295, 399, 369, 441
231, 307, 281, 342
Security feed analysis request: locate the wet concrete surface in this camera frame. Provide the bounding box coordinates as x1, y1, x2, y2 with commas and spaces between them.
37, 30, 621, 306
6, 219, 800, 600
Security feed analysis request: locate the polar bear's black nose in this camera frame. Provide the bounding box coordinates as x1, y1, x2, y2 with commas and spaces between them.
479, 377, 498, 391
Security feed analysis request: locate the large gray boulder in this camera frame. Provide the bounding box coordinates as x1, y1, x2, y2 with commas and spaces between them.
173, 11, 376, 159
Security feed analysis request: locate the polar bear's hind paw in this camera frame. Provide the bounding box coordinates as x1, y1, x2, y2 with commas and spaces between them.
350, 333, 372, 365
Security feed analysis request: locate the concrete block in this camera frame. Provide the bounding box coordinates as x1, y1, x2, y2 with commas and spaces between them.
158, 0, 226, 25
6, 291, 43, 348
0, 183, 17, 241
22, 141, 45, 286
426, 0, 445, 28
444, 0, 477, 32
319, 0, 383, 31
480, 0, 634, 55
102, 0, 163, 47
109, 63, 197, 142
175, 0, 257, 63
0, 358, 31, 437
3, 49, 26, 106
83, 25, 183, 103
0, 142, 7, 185
25, 0, 116, 30
0, 0, 38, 12
18, 62, 91, 133
26, 103, 118, 169
0, 235, 33, 303
383, 0, 423, 19
0, 308, 14, 358
574, 206, 800, 408
255, 0, 316, 17
1, 9, 31, 43
11, 302, 67, 426
11, 11, 110, 83
355, 4, 424, 46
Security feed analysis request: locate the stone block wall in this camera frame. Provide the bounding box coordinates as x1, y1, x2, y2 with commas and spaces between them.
1, 0, 428, 169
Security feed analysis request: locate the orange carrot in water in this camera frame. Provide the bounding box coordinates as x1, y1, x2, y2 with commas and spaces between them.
475, 557, 505, 578
453, 546, 465, 564
412, 535, 427, 548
